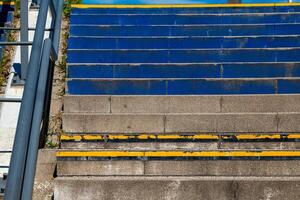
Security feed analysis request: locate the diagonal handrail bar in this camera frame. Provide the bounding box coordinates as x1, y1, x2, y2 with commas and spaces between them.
4, 0, 63, 199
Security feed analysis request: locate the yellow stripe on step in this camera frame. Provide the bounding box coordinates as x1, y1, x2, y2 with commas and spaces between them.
60, 133, 300, 141
57, 150, 300, 157
71, 3, 300, 9
0, 1, 14, 5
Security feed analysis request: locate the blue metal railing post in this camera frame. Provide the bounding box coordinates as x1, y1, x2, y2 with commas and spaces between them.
4, 0, 50, 199
20, 0, 28, 79
21, 39, 53, 200
52, 0, 64, 53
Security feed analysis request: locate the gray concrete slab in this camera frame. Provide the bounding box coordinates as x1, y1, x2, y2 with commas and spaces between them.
57, 161, 144, 176
278, 113, 300, 132
57, 160, 300, 176
64, 112, 300, 133
111, 95, 221, 113
221, 95, 300, 113
144, 160, 300, 176
64, 95, 111, 113
60, 142, 300, 150
54, 176, 300, 200
83, 114, 165, 133
62, 114, 85, 133
63, 95, 300, 114
165, 113, 278, 133
33, 149, 57, 200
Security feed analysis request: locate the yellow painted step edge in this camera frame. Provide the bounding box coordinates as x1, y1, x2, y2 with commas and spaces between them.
60, 134, 300, 141
57, 151, 300, 157
0, 1, 14, 5
71, 3, 300, 9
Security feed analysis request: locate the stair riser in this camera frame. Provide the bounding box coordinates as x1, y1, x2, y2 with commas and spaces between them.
71, 6, 300, 14
64, 95, 300, 114
70, 24, 300, 36
62, 113, 300, 133
70, 14, 300, 25
66, 79, 300, 95
60, 142, 300, 151
57, 160, 300, 176
68, 36, 300, 49
68, 64, 300, 78
54, 177, 300, 200
67, 49, 300, 63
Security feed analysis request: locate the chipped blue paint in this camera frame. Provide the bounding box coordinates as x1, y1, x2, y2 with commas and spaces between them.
68, 36, 300, 49
67, 78, 292, 95
67, 63, 300, 78
67, 49, 300, 63
70, 14, 300, 25
67, 5, 300, 95
70, 24, 300, 37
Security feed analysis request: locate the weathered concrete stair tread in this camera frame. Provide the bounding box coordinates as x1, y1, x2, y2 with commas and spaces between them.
54, 176, 300, 200
64, 95, 300, 113
63, 112, 300, 133
57, 160, 300, 176
61, 141, 300, 151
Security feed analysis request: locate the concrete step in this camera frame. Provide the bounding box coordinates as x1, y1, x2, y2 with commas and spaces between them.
68, 36, 300, 50
61, 141, 300, 151
56, 149, 300, 161
67, 48, 300, 64
66, 78, 300, 95
70, 13, 300, 25
60, 132, 300, 150
62, 112, 300, 133
67, 63, 300, 79
70, 5, 300, 15
64, 95, 300, 114
57, 159, 300, 176
54, 176, 300, 200
70, 24, 300, 37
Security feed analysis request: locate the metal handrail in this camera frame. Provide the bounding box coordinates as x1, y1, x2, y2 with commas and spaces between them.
4, 0, 63, 199
0, 42, 33, 46
0, 98, 22, 103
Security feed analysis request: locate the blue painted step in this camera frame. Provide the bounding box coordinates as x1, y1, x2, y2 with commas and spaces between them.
67, 48, 300, 64
68, 36, 300, 49
70, 14, 300, 25
66, 78, 300, 95
70, 24, 300, 37
67, 63, 300, 79
71, 6, 300, 15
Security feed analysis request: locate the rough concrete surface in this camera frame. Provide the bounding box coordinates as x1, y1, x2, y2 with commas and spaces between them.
57, 160, 300, 176
61, 142, 300, 150
54, 176, 300, 200
64, 94, 300, 113
33, 149, 56, 200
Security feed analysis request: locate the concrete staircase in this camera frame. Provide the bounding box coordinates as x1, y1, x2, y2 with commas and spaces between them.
55, 4, 300, 200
